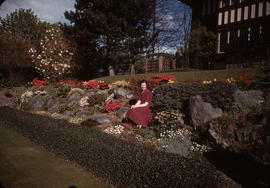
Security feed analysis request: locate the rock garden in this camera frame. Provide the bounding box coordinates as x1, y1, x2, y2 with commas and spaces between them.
0, 64, 270, 187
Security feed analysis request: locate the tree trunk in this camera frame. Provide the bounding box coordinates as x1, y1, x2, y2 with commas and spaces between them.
130, 64, 135, 75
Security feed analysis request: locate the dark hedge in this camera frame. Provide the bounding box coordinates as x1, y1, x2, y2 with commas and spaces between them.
0, 107, 233, 188
151, 82, 237, 115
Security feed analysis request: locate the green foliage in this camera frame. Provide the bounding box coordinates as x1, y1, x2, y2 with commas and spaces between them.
56, 84, 71, 98
153, 110, 185, 134
57, 104, 71, 113
0, 107, 232, 188
0, 8, 48, 47
87, 94, 106, 106
64, 0, 154, 76
151, 82, 237, 117
189, 27, 216, 69
255, 58, 270, 90
210, 114, 236, 138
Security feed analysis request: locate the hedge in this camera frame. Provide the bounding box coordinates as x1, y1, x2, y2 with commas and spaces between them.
151, 82, 237, 116
0, 107, 234, 188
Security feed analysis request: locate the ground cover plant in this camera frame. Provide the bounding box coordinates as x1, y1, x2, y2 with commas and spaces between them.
0, 107, 235, 188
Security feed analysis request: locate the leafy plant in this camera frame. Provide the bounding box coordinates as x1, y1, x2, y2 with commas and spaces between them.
56, 84, 71, 98
88, 94, 106, 106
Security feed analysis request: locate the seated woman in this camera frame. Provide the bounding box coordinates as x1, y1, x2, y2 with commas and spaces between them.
125, 80, 152, 128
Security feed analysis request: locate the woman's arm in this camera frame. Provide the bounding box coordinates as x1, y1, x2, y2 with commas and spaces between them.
133, 102, 148, 108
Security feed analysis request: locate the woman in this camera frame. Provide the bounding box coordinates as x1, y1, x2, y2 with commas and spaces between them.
125, 80, 152, 128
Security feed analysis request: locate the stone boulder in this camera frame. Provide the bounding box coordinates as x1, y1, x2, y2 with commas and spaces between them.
114, 87, 133, 99
90, 113, 111, 125
66, 92, 82, 106
116, 107, 130, 120
0, 89, 14, 108
27, 95, 47, 111
233, 90, 264, 108
190, 95, 223, 127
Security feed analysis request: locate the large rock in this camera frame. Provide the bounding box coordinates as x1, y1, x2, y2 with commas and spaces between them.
114, 87, 132, 99
0, 89, 14, 108
45, 95, 60, 113
233, 90, 264, 108
90, 114, 110, 125
190, 95, 223, 127
66, 92, 82, 106
27, 95, 46, 111
116, 107, 130, 120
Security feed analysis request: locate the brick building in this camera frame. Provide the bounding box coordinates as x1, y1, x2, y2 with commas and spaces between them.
179, 0, 270, 69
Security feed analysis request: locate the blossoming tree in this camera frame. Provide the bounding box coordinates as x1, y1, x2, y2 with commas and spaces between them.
29, 24, 76, 80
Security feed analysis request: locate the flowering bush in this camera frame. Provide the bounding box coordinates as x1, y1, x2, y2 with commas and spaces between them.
154, 110, 185, 134
109, 80, 130, 90
57, 80, 82, 86
84, 80, 99, 89
104, 100, 122, 112
33, 78, 48, 87
79, 96, 89, 107
29, 24, 76, 80
159, 128, 211, 156
148, 74, 176, 88
98, 80, 110, 90
21, 90, 34, 103
104, 125, 124, 135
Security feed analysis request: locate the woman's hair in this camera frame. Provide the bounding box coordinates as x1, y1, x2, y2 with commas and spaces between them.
139, 79, 148, 86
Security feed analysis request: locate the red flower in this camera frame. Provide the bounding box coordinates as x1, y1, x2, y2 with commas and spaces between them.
85, 80, 99, 89
105, 100, 122, 112
33, 78, 48, 87
57, 80, 82, 86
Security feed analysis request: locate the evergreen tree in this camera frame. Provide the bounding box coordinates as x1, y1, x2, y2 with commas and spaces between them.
65, 0, 154, 77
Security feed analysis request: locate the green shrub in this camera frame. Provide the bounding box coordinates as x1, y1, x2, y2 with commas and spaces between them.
87, 94, 106, 106
0, 107, 232, 188
151, 82, 237, 116
210, 114, 236, 138
56, 84, 71, 98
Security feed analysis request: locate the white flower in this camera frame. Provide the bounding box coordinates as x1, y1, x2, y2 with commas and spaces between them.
79, 96, 89, 107
21, 91, 34, 103
104, 125, 124, 135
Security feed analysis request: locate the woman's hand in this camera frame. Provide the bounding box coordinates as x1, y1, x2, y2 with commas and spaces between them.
131, 105, 137, 109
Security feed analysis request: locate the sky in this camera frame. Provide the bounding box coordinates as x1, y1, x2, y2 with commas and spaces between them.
0, 0, 75, 23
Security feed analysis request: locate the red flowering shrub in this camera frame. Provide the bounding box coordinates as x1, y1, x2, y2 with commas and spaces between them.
98, 81, 110, 90
33, 78, 48, 87
57, 80, 82, 86
148, 74, 176, 88
85, 80, 99, 89
105, 100, 122, 112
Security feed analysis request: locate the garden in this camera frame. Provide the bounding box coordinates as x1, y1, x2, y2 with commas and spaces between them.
0, 63, 269, 187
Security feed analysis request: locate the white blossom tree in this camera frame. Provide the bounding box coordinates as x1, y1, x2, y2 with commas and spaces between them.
29, 24, 76, 80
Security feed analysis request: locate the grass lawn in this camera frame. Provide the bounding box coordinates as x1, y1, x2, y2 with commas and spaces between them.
97, 68, 262, 82
0, 125, 108, 188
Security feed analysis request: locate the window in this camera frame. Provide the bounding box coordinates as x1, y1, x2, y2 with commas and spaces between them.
237, 8, 242, 21
258, 2, 263, 17
229, 30, 238, 52
221, 0, 229, 8
267, 1, 270, 16
230, 9, 235, 23
239, 28, 248, 49
220, 32, 228, 52
250, 25, 261, 45
244, 6, 249, 20
218, 12, 223, 25
224, 11, 229, 24
251, 4, 256, 19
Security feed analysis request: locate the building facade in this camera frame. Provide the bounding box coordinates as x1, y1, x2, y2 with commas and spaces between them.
180, 0, 270, 69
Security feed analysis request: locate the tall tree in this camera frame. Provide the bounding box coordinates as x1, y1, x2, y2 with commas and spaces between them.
0, 8, 48, 47
65, 0, 154, 77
